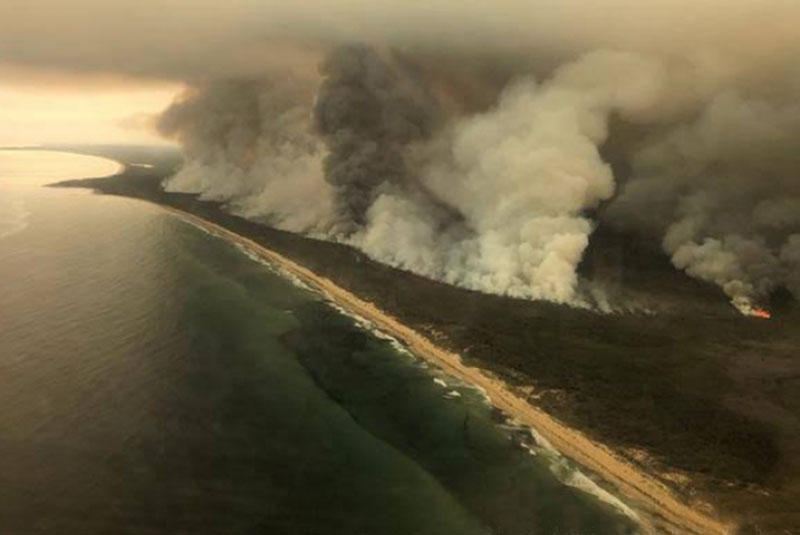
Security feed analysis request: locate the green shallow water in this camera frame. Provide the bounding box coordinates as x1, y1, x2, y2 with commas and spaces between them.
0, 151, 637, 535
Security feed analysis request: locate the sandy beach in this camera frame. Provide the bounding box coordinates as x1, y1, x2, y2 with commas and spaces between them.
159, 205, 732, 535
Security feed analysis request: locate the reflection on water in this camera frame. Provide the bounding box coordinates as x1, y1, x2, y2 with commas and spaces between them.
0, 150, 121, 186
0, 196, 28, 239
0, 150, 121, 241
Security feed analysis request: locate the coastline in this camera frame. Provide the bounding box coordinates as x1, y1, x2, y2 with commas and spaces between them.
41, 146, 800, 534
160, 204, 731, 535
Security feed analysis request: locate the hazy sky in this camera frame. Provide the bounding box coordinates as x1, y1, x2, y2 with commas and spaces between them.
2, 0, 799, 145
0, 67, 180, 145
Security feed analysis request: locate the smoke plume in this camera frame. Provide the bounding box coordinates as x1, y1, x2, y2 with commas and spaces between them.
157, 47, 673, 304
155, 38, 800, 309
313, 45, 441, 232
607, 93, 800, 310
353, 51, 667, 302
158, 76, 337, 234
6, 0, 800, 310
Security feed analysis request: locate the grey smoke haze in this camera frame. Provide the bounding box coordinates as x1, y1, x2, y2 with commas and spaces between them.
5, 0, 800, 309
313, 45, 441, 231
606, 93, 800, 310
3, 1, 800, 82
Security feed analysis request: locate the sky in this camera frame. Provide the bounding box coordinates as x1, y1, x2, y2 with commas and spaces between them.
0, 66, 180, 146
2, 0, 799, 145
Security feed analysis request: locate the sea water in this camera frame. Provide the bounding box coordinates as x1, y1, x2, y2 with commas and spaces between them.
0, 150, 637, 534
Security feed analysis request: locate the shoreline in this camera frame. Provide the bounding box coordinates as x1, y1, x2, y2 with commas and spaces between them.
157, 203, 731, 535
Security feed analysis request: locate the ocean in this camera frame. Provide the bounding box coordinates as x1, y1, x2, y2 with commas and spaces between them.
0, 150, 637, 534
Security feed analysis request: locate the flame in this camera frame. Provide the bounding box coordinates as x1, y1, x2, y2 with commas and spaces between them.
750, 307, 771, 319
732, 297, 772, 319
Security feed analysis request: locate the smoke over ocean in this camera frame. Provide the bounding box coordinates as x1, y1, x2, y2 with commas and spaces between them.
7, 1, 799, 312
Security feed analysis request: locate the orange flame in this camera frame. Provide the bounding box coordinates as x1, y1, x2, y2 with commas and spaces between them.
751, 308, 771, 319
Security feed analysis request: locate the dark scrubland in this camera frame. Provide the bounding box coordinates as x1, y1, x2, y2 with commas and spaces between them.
51, 145, 800, 534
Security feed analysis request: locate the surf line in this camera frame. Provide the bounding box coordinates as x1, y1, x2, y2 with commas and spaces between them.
159, 202, 730, 535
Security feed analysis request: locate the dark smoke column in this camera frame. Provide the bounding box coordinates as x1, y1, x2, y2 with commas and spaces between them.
313, 44, 438, 233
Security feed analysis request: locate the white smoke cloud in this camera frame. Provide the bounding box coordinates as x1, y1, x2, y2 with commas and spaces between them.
159, 77, 338, 234
155, 50, 672, 305
11, 1, 797, 310
350, 51, 667, 303
154, 43, 800, 310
